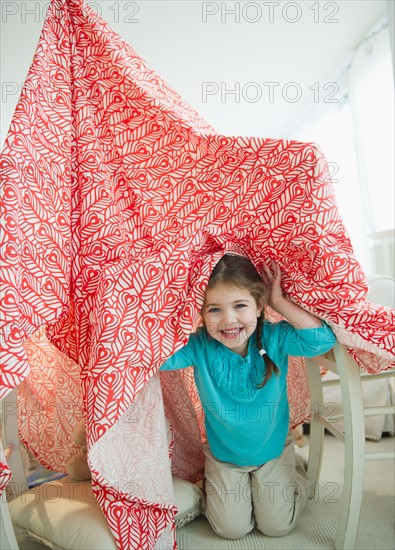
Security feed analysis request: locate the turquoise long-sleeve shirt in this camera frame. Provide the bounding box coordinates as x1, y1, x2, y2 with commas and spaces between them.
160, 321, 336, 466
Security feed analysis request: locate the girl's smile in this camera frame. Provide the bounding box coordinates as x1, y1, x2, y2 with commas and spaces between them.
220, 327, 243, 339
202, 284, 263, 356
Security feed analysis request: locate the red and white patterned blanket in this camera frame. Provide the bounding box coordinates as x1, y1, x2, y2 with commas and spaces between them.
1, 0, 394, 548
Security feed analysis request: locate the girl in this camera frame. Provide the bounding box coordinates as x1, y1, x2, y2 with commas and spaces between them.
160, 254, 336, 539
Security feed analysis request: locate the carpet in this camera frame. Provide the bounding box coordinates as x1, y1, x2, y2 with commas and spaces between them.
176, 482, 395, 550
15, 481, 395, 550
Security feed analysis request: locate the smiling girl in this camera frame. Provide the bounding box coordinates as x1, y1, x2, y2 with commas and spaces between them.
160, 254, 336, 539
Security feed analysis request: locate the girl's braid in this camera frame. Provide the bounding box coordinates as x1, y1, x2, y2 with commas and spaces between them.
256, 310, 279, 389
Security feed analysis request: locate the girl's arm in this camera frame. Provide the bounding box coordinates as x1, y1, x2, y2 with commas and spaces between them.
160, 344, 194, 371
159, 331, 202, 371
261, 261, 322, 330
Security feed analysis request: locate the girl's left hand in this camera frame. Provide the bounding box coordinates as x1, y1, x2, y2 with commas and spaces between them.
261, 261, 284, 308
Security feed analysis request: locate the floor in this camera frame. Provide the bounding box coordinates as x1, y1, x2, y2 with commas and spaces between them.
301, 430, 395, 491
14, 431, 395, 549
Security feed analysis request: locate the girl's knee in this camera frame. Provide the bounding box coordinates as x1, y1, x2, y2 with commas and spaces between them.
256, 522, 294, 538
210, 523, 252, 540
206, 512, 252, 540
255, 489, 308, 537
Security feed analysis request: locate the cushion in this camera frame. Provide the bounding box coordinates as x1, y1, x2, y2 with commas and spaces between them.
9, 475, 203, 549
172, 477, 203, 528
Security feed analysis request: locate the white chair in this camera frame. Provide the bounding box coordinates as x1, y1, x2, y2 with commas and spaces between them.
306, 275, 395, 550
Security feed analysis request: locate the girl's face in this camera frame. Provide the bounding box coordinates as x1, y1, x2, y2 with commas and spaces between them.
202, 284, 263, 356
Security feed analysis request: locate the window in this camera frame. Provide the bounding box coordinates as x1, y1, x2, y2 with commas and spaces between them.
292, 23, 394, 277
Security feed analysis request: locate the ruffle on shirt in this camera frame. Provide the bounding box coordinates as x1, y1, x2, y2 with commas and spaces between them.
207, 337, 266, 401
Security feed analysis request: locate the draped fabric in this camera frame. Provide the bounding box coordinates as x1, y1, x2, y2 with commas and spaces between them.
0, 0, 394, 548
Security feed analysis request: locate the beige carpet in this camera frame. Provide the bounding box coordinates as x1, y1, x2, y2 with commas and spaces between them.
176, 482, 395, 550
15, 481, 394, 550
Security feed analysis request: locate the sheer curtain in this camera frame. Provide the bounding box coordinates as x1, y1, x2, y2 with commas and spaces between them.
291, 81, 369, 273
348, 25, 394, 276
292, 23, 394, 277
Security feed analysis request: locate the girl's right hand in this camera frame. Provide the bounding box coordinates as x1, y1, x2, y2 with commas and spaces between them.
261, 260, 284, 309
262, 261, 323, 328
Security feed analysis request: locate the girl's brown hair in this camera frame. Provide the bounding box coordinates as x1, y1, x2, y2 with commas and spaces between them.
206, 254, 279, 388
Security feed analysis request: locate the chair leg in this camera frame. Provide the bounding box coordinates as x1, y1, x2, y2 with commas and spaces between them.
0, 496, 19, 550
305, 358, 325, 498
334, 346, 365, 550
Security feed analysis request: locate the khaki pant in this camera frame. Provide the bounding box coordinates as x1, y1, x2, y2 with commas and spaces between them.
202, 439, 309, 539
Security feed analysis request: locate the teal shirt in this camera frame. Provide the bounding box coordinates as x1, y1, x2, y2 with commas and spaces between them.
160, 321, 336, 466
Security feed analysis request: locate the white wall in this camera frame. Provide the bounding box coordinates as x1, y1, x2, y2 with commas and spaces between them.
387, 0, 395, 78
0, 0, 388, 147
